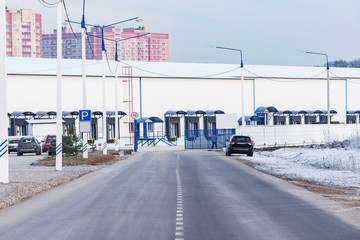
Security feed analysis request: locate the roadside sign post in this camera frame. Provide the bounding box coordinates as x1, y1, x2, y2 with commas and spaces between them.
0, 0, 9, 183
81, 23, 88, 158
132, 112, 139, 152
79, 110, 91, 156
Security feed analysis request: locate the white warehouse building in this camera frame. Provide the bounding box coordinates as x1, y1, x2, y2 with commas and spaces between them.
6, 57, 360, 147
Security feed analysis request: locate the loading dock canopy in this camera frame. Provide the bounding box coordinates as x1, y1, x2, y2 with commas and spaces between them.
274, 110, 292, 115
186, 110, 206, 115
255, 106, 278, 113
105, 111, 127, 117
238, 116, 261, 125
347, 110, 360, 115
205, 110, 225, 115
62, 111, 79, 117
165, 110, 224, 116
291, 110, 308, 115
136, 117, 163, 123
305, 110, 337, 115
273, 110, 337, 116
321, 110, 337, 115
9, 111, 36, 118
92, 111, 127, 117
164, 110, 187, 116
35, 111, 57, 118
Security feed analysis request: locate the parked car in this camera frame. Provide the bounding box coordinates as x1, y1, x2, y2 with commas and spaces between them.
48, 138, 56, 155
8, 137, 21, 153
225, 135, 254, 156
42, 135, 56, 152
17, 137, 42, 156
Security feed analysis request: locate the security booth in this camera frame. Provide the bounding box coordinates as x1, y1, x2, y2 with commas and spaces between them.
8, 111, 36, 136
203, 110, 224, 130
164, 110, 186, 140
62, 111, 79, 134
273, 110, 292, 125
254, 106, 279, 125
105, 111, 127, 141
347, 110, 360, 124
289, 110, 307, 124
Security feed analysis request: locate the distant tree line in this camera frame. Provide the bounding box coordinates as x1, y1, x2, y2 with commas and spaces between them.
324, 59, 360, 68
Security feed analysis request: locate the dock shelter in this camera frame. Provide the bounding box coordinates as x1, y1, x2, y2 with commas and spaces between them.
164, 110, 186, 139
347, 110, 360, 124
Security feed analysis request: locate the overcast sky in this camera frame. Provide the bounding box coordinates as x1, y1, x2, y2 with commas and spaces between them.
7, 0, 360, 66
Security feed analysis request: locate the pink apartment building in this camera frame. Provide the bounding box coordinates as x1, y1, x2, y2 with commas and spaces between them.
6, 8, 42, 58
42, 26, 169, 62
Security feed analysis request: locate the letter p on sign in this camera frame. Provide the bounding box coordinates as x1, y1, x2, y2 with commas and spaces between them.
79, 110, 91, 133
80, 110, 91, 122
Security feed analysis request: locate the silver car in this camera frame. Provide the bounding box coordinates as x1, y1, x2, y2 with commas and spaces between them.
8, 137, 21, 153
17, 137, 42, 156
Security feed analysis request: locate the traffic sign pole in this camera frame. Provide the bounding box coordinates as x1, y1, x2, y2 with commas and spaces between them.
82, 27, 88, 159
114, 68, 119, 151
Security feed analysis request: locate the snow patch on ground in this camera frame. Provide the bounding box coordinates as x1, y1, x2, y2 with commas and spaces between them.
240, 147, 360, 189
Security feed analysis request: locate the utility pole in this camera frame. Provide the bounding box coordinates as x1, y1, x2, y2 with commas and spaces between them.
0, 0, 9, 183
56, 1, 63, 171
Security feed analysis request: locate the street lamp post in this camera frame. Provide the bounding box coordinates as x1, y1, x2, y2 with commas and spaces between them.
216, 46, 245, 132
66, 17, 143, 155
112, 34, 149, 151
81, 0, 88, 158
85, 32, 149, 152
305, 51, 330, 139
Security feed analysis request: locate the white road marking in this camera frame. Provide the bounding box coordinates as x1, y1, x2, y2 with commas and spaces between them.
175, 157, 184, 240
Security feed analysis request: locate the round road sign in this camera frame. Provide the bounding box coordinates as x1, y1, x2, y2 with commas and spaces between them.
131, 112, 139, 119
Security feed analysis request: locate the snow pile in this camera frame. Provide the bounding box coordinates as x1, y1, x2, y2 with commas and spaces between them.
260, 148, 360, 173
242, 146, 360, 189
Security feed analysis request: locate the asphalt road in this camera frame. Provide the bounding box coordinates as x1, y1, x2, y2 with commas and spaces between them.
0, 149, 359, 240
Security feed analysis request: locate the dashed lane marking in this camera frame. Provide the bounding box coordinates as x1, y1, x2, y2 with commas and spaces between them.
175, 155, 184, 240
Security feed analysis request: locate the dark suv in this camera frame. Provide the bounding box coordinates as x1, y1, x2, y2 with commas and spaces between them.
225, 135, 254, 156
48, 138, 57, 155
42, 135, 56, 152
17, 137, 42, 156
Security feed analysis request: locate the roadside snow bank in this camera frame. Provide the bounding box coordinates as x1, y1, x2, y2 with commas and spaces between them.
241, 147, 360, 189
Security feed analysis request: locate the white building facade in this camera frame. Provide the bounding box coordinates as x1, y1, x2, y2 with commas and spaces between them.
6, 58, 360, 147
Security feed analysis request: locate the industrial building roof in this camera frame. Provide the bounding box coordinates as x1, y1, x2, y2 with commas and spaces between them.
6, 57, 360, 80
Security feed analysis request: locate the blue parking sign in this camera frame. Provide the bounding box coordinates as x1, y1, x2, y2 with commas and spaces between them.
79, 110, 91, 122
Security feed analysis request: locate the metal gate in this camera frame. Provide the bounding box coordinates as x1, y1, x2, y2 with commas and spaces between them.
184, 129, 235, 150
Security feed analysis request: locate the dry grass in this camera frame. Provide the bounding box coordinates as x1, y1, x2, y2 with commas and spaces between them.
36, 152, 126, 167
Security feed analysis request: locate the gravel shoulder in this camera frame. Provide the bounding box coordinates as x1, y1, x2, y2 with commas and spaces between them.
0, 153, 125, 210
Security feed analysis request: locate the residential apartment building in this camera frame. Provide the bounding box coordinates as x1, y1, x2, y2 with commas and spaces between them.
6, 8, 42, 58
42, 26, 169, 62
